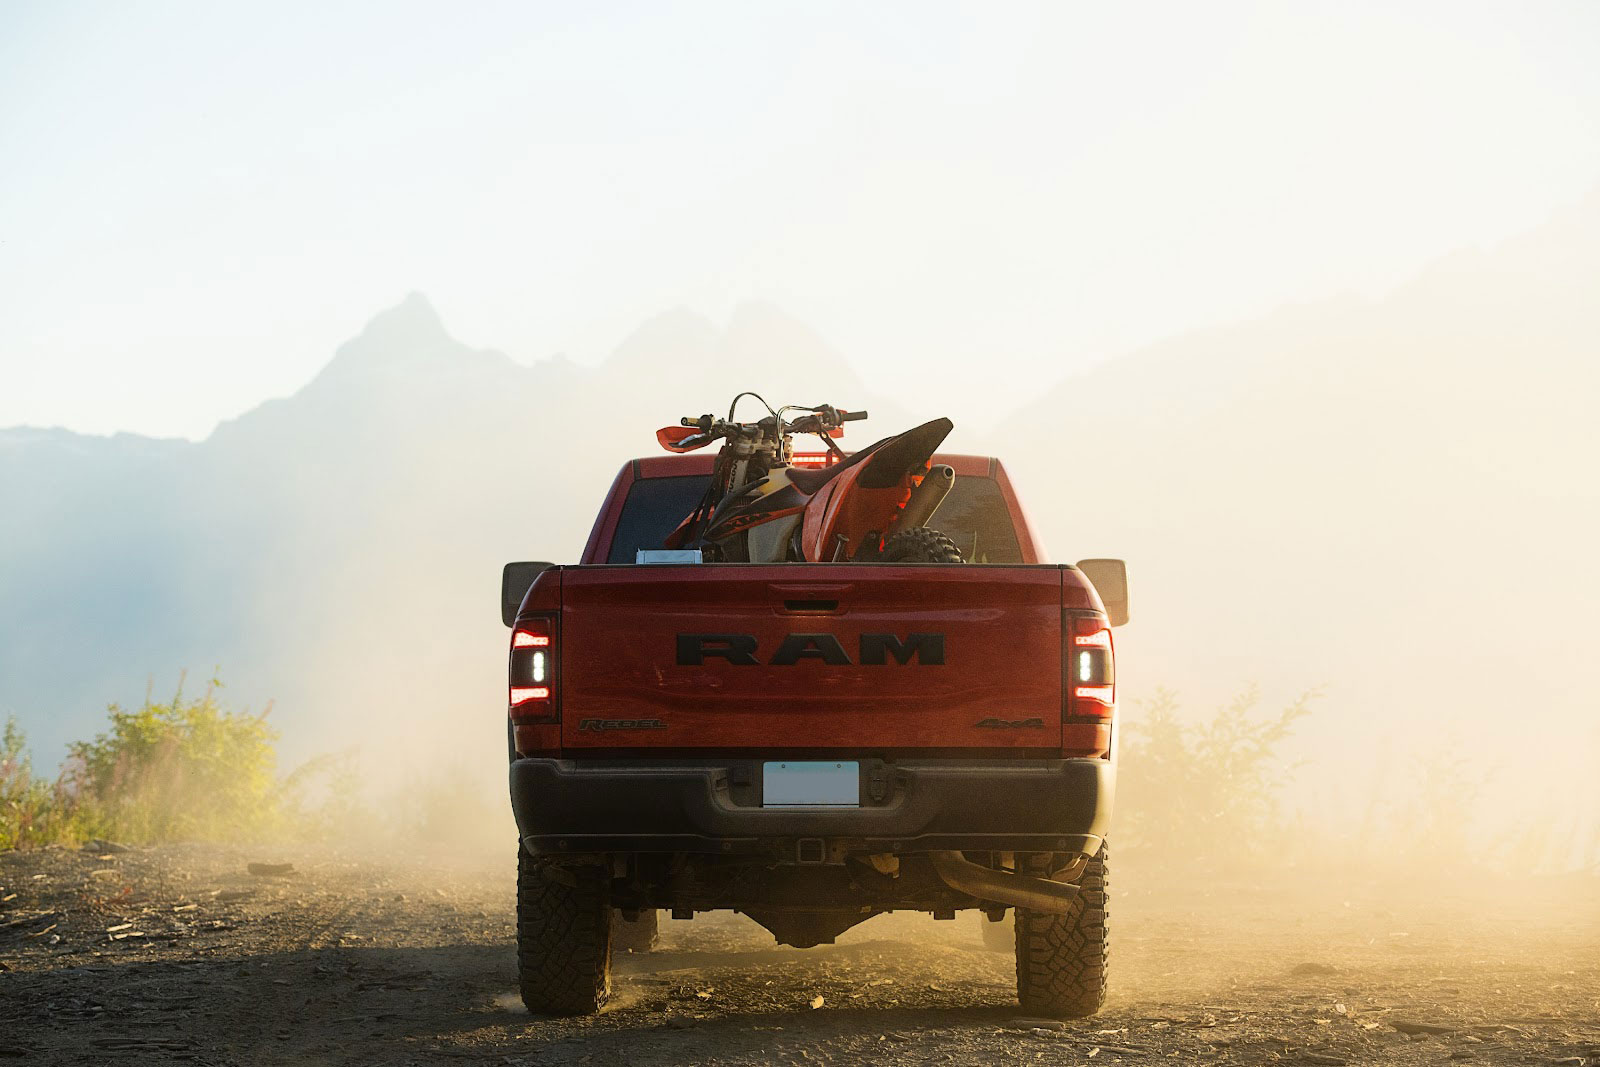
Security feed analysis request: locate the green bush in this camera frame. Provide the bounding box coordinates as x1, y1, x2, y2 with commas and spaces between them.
1114, 685, 1316, 871
67, 679, 282, 843
1, 678, 307, 849
1, 718, 88, 849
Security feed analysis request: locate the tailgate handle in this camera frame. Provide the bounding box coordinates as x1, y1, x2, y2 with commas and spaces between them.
782, 598, 839, 614
770, 582, 852, 616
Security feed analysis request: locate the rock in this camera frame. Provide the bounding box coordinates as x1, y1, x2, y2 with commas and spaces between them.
1392, 1020, 1459, 1035
809, 995, 825, 1009
84, 840, 130, 854
1011, 1018, 1068, 1031
247, 863, 295, 877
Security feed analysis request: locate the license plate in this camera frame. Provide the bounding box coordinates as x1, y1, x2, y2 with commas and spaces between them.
762, 761, 860, 808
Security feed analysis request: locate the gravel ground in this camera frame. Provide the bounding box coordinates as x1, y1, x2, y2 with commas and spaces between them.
1, 843, 1596, 1066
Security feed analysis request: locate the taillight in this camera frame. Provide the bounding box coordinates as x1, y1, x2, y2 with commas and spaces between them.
509, 616, 558, 725
1064, 614, 1114, 757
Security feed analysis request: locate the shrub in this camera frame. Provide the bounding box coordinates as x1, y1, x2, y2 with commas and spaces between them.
1, 718, 87, 849
1114, 685, 1316, 872
67, 679, 282, 844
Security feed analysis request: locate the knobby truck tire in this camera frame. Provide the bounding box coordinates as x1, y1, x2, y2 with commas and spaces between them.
878, 527, 965, 563
1015, 846, 1108, 1018
516, 845, 612, 1016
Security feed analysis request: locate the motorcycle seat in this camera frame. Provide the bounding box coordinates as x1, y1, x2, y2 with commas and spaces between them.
785, 439, 885, 494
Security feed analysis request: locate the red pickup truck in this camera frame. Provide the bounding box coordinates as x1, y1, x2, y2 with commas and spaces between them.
502, 451, 1128, 1018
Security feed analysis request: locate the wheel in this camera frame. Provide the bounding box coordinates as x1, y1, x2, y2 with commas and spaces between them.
1015, 846, 1108, 1018
611, 908, 660, 953
516, 845, 612, 1015
980, 911, 1013, 952
877, 527, 964, 563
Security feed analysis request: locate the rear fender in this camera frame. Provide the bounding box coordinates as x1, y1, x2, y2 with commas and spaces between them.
799, 460, 912, 561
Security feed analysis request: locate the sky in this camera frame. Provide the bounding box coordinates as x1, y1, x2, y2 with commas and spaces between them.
3, 1, 1599, 440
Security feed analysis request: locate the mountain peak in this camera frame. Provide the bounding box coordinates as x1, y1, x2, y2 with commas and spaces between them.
355, 291, 450, 350
306, 292, 514, 393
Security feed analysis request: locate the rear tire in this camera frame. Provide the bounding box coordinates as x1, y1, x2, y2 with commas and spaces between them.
516, 846, 612, 1016
611, 908, 660, 953
980, 911, 1013, 952
1015, 846, 1108, 1018
878, 527, 964, 563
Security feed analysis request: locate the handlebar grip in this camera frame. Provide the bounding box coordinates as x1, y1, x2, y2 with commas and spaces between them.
841, 409, 868, 422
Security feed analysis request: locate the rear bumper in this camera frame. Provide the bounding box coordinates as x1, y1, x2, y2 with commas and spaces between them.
509, 757, 1113, 856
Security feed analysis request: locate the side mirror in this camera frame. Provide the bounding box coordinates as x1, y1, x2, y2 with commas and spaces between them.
1075, 558, 1129, 627
502, 562, 555, 627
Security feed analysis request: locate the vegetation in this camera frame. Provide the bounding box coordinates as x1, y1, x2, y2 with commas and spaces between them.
1, 717, 85, 849
1114, 685, 1317, 872
67, 678, 283, 843
0, 678, 499, 851
2, 678, 323, 849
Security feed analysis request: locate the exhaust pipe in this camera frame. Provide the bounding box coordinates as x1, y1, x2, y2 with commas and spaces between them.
899, 464, 955, 530
928, 852, 1081, 915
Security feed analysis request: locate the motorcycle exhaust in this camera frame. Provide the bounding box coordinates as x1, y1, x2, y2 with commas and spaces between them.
927, 851, 1081, 915
899, 464, 955, 530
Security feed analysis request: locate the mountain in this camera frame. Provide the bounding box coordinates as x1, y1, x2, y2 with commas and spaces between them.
1001, 188, 1600, 831
3, 192, 1597, 843
0, 295, 888, 769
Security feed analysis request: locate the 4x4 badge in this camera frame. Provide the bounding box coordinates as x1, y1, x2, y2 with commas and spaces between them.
974, 717, 1045, 729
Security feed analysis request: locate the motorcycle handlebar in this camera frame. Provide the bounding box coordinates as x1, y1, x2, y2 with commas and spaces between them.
675, 405, 864, 440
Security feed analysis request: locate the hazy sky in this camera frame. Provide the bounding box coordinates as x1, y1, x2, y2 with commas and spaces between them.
4, 1, 1598, 439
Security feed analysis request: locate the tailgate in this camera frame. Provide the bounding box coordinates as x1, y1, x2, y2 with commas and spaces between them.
559, 564, 1063, 752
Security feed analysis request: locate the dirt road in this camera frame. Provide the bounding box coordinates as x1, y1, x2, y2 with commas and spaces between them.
1, 844, 1596, 1065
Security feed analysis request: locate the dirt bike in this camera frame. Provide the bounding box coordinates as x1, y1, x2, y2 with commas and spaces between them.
653, 392, 965, 564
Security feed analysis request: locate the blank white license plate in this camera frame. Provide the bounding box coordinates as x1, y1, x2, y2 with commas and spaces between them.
762, 761, 860, 808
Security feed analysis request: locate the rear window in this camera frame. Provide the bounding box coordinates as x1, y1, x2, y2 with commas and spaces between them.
607, 473, 1023, 564
605, 475, 712, 563
933, 477, 1024, 564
